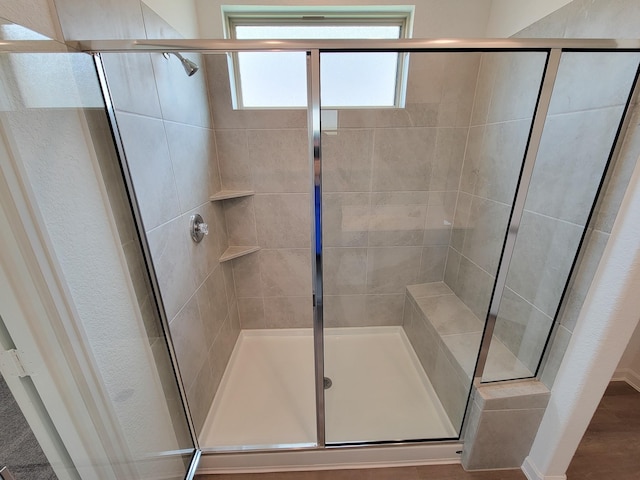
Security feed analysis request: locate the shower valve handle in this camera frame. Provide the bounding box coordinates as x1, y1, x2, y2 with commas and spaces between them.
190, 214, 208, 243
197, 222, 209, 235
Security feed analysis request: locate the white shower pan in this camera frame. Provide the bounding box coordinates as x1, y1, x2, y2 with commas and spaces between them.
200, 326, 456, 450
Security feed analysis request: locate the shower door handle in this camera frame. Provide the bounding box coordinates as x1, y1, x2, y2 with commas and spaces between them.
0, 466, 16, 480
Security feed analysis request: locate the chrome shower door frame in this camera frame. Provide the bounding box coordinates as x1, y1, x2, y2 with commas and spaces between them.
60, 38, 640, 455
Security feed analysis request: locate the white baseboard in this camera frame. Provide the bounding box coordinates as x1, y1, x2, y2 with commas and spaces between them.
521, 456, 566, 480
198, 442, 462, 474
612, 368, 640, 392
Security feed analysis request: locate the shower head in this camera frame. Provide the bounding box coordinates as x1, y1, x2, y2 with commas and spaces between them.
163, 52, 199, 76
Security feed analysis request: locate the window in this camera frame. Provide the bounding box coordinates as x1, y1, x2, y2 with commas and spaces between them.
223, 7, 414, 109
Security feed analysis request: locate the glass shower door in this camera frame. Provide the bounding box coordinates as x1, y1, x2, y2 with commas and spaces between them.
0, 49, 196, 478
482, 51, 640, 383
319, 50, 547, 444
100, 48, 318, 452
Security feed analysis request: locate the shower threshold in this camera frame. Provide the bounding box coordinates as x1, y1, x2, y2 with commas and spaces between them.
200, 326, 456, 450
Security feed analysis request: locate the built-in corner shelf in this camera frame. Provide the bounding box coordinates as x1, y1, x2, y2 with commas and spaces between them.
212, 191, 259, 263
219, 246, 260, 263
210, 190, 254, 202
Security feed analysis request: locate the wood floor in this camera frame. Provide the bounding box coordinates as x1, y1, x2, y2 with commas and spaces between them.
198, 381, 640, 480
567, 381, 640, 479
198, 465, 526, 480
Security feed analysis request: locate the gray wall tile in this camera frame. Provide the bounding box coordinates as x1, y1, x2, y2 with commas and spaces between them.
324, 247, 368, 295
438, 54, 481, 128
364, 294, 405, 326
365, 246, 422, 294
165, 121, 217, 212
431, 128, 467, 191
222, 262, 236, 306
404, 302, 439, 377
417, 245, 448, 283
372, 128, 435, 191
101, 53, 161, 117
224, 196, 258, 246
563, 0, 640, 39
431, 345, 470, 429
237, 297, 265, 329
186, 359, 216, 437
324, 295, 366, 328
260, 249, 312, 297
322, 129, 374, 192
117, 113, 180, 230
451, 192, 472, 252
444, 247, 462, 290
196, 265, 228, 346
486, 52, 546, 124
526, 107, 625, 225
462, 389, 547, 470
169, 295, 207, 391
405, 53, 446, 104
215, 129, 253, 191
506, 211, 583, 317
548, 52, 640, 115
368, 192, 428, 246
452, 255, 494, 321
248, 129, 309, 193
209, 315, 240, 399
147, 216, 195, 320
54, 0, 146, 40
264, 296, 313, 328
494, 288, 553, 372
461, 197, 510, 275
150, 51, 212, 128
473, 120, 530, 205
254, 194, 311, 248
323, 193, 370, 247
232, 253, 262, 298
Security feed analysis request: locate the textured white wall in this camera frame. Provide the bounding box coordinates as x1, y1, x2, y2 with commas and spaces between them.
485, 0, 572, 37
194, 0, 492, 39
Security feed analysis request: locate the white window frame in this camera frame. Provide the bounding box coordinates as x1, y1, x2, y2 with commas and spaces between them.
222, 6, 414, 109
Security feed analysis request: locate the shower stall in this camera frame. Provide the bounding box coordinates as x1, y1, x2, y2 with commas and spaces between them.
96, 39, 640, 453
1, 26, 640, 478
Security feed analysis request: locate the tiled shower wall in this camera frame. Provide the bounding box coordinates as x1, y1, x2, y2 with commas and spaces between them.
98, 6, 239, 435
321, 53, 480, 327
205, 54, 313, 330
511, 0, 640, 386
445, 52, 546, 327
445, 0, 640, 377
499, 51, 638, 374
205, 53, 483, 330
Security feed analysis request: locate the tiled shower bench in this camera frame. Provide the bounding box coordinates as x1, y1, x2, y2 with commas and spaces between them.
402, 282, 531, 428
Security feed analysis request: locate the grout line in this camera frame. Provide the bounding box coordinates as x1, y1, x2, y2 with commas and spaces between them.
522, 207, 593, 229
503, 286, 554, 321
448, 245, 494, 279
145, 212, 182, 234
